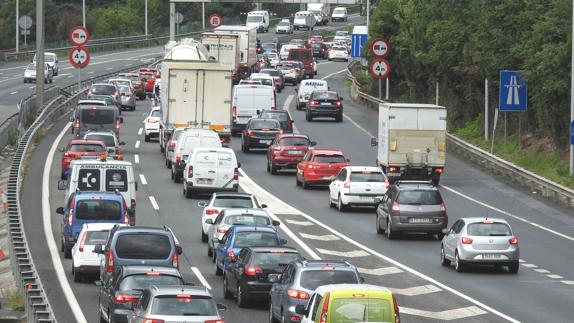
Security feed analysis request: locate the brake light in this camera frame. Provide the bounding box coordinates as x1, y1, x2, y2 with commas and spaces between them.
247, 129, 255, 137
461, 237, 473, 244
335, 101, 342, 107
87, 91, 92, 96
391, 201, 400, 215
142, 319, 165, 323
74, 119, 80, 129
217, 227, 228, 234
169, 140, 176, 148
204, 320, 224, 323
106, 249, 114, 273
244, 266, 263, 276
172, 251, 179, 268
277, 129, 283, 135
147, 119, 158, 123
388, 166, 399, 173
309, 100, 319, 105
78, 231, 88, 252
232, 106, 237, 119
509, 236, 519, 245
392, 294, 400, 323
125, 93, 132, 97
114, 91, 119, 97
287, 289, 310, 300
114, 294, 137, 304
146, 272, 160, 276
234, 167, 239, 180
115, 146, 120, 155
176, 152, 181, 164
115, 119, 120, 130
67, 209, 73, 226
343, 181, 350, 188
131, 199, 136, 209
435, 167, 444, 174
227, 248, 236, 262
319, 292, 330, 323
440, 202, 446, 213
321, 266, 335, 270
188, 165, 193, 179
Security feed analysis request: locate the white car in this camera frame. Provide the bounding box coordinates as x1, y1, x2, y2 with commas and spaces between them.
329, 166, 389, 212
265, 52, 280, 67
71, 223, 127, 282
33, 52, 59, 75
24, 63, 53, 83
275, 19, 293, 34
331, 7, 348, 22
280, 44, 298, 60
83, 131, 124, 159
250, 73, 277, 92
328, 46, 350, 62
197, 192, 264, 243
144, 107, 160, 142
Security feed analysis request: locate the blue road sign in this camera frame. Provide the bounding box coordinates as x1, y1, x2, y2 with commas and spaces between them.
499, 71, 527, 112
352, 34, 367, 58
570, 120, 574, 145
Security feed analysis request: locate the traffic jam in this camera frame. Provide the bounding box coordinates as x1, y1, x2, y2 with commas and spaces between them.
48, 8, 523, 323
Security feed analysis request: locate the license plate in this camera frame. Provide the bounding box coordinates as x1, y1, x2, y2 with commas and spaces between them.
321, 102, 332, 106
322, 176, 335, 180
197, 179, 213, 185
409, 218, 433, 223
288, 150, 301, 155
483, 254, 502, 259
360, 196, 374, 201
260, 140, 272, 145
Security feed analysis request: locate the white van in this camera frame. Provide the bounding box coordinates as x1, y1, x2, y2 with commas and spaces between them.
293, 11, 316, 31
182, 148, 239, 198
246, 10, 270, 33
295, 79, 329, 109
331, 7, 348, 22
279, 44, 298, 60
33, 52, 59, 75
58, 159, 138, 224
231, 84, 276, 135
171, 128, 222, 182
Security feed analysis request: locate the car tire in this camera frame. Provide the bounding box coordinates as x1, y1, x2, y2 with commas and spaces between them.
223, 274, 233, 299
237, 283, 249, 308
144, 134, 150, 142
337, 194, 348, 212
207, 243, 213, 257
376, 215, 384, 234
64, 246, 72, 259
201, 230, 208, 243
440, 245, 451, 266
386, 220, 395, 240
306, 111, 312, 121
73, 267, 82, 282
336, 114, 343, 122
302, 178, 309, 189
269, 301, 279, 323
60, 239, 64, 252
242, 143, 250, 153
214, 256, 223, 276
454, 251, 465, 272
314, 70, 318, 76
508, 261, 519, 274
270, 161, 278, 174
295, 175, 301, 186
184, 186, 193, 199
171, 168, 175, 180
329, 194, 335, 208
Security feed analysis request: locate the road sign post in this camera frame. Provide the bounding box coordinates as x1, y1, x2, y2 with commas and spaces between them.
69, 26, 91, 92
351, 26, 368, 58
499, 71, 527, 112
208, 13, 223, 28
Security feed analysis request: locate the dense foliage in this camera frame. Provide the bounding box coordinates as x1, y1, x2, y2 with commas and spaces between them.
369, 0, 571, 147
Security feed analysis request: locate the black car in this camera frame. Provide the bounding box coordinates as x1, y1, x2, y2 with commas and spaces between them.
310, 43, 328, 59
375, 180, 448, 240
306, 90, 344, 122
98, 265, 184, 323
261, 42, 278, 53
223, 246, 301, 307
258, 109, 294, 133
241, 118, 282, 152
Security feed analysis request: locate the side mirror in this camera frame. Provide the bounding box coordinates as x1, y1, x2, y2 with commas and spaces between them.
261, 204, 268, 208
295, 304, 308, 315
237, 162, 242, 168
442, 228, 450, 235
119, 142, 126, 146
280, 238, 288, 245
268, 273, 281, 283
272, 220, 280, 226
310, 141, 317, 147
55, 207, 65, 215
175, 245, 183, 255
370, 137, 378, 146
205, 219, 214, 225
57, 180, 68, 190
198, 201, 208, 208
93, 244, 104, 254
216, 303, 227, 312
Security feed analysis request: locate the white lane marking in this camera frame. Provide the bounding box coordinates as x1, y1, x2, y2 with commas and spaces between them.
391, 284, 442, 297
106, 67, 113, 70
400, 306, 488, 321
561, 280, 574, 285
441, 185, 574, 243
42, 122, 89, 323
56, 73, 71, 77
534, 269, 550, 273
238, 168, 517, 322
28, 86, 35, 89
358, 266, 404, 276
521, 263, 537, 268
67, 75, 74, 78
343, 113, 375, 137
299, 232, 340, 241
518, 259, 526, 263
191, 267, 212, 290
547, 274, 563, 279
316, 248, 370, 258
148, 196, 160, 210
9, 91, 18, 95
135, 140, 140, 149
134, 154, 140, 164
124, 64, 131, 67
138, 128, 143, 135
321, 68, 347, 80
139, 174, 148, 185
285, 219, 314, 226
87, 71, 94, 74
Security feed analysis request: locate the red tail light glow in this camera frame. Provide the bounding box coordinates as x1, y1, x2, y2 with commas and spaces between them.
391, 201, 400, 215
115, 120, 120, 130
509, 236, 519, 245
217, 227, 228, 234
143, 318, 165, 323
74, 119, 80, 129
146, 272, 160, 276
309, 100, 319, 105
67, 209, 73, 226
114, 294, 137, 304
335, 101, 342, 107
188, 165, 193, 179
435, 167, 444, 174
440, 202, 446, 213
388, 166, 398, 173
461, 237, 473, 244
168, 140, 176, 148
78, 231, 88, 252
232, 106, 237, 119
106, 249, 114, 273
343, 181, 351, 188
176, 153, 182, 164
205, 209, 218, 215
247, 129, 255, 137
172, 251, 179, 268
287, 289, 310, 300
204, 320, 224, 323
244, 266, 263, 276
131, 199, 136, 209
123, 212, 130, 225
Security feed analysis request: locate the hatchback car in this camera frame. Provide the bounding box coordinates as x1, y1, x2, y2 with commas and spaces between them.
241, 118, 283, 152
88, 83, 121, 107
328, 46, 349, 62
329, 166, 390, 212
118, 85, 136, 111
296, 149, 349, 188
83, 131, 125, 159
258, 109, 294, 133
98, 266, 184, 323
23, 63, 53, 83
117, 72, 146, 99
441, 218, 519, 273
223, 247, 302, 307
259, 68, 285, 90
264, 53, 281, 68
276, 62, 300, 85
143, 107, 160, 142
306, 90, 344, 122
269, 260, 364, 323
267, 134, 314, 174
375, 181, 448, 239
60, 139, 107, 179
310, 42, 328, 59
275, 19, 294, 34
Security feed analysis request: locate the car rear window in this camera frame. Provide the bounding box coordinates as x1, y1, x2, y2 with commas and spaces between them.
150, 110, 160, 117
260, 112, 289, 121
84, 134, 116, 147
254, 78, 273, 87
312, 91, 338, 100
252, 251, 301, 267
115, 234, 171, 259
91, 85, 116, 95
261, 69, 279, 76
396, 190, 442, 205
289, 50, 310, 61
467, 223, 512, 236
69, 144, 105, 152
224, 215, 270, 226
119, 274, 183, 291
150, 295, 217, 316
251, 120, 280, 130
299, 270, 359, 290
233, 231, 278, 247
313, 155, 346, 163
351, 171, 385, 182
279, 137, 309, 146
331, 298, 393, 323
80, 109, 115, 125
75, 200, 122, 220
213, 196, 254, 208
85, 230, 109, 245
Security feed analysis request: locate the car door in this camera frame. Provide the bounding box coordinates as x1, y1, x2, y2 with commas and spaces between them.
445, 220, 463, 258
216, 229, 232, 269
297, 152, 311, 181
329, 168, 346, 201
230, 248, 250, 294
271, 264, 291, 316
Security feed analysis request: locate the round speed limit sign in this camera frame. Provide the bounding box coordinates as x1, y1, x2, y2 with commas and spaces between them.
369, 58, 390, 79
208, 13, 223, 28
69, 46, 90, 68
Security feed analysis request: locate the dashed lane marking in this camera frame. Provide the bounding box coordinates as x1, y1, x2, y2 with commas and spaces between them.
134, 154, 139, 164
298, 232, 340, 241
547, 274, 563, 279
315, 248, 370, 258
534, 269, 550, 274
561, 280, 574, 285
191, 267, 212, 290
87, 71, 94, 74
138, 128, 143, 135
139, 174, 148, 185
148, 196, 159, 211
28, 86, 34, 89
9, 91, 17, 95
521, 263, 537, 268
106, 67, 113, 70
285, 219, 314, 226
135, 140, 140, 149
400, 306, 488, 321
390, 284, 442, 297
358, 266, 404, 276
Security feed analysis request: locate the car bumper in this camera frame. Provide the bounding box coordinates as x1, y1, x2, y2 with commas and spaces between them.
144, 125, 160, 135
246, 137, 275, 148
112, 309, 130, 323
458, 246, 520, 263
244, 281, 273, 296
271, 156, 303, 168
341, 193, 385, 206
389, 218, 447, 233
73, 264, 100, 275
186, 183, 239, 193
308, 106, 342, 117
302, 172, 336, 185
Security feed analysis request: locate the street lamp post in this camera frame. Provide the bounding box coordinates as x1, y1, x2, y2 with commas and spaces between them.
15, 0, 19, 52
82, 0, 85, 27
145, 0, 148, 36
36, 0, 45, 108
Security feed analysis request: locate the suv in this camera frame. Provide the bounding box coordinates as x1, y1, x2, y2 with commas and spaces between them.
98, 266, 184, 323
269, 259, 364, 323
375, 181, 448, 240
88, 83, 121, 107
93, 226, 183, 281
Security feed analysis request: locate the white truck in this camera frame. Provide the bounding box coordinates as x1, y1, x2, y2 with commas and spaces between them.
307, 3, 330, 26
371, 103, 447, 185
214, 25, 257, 80
201, 33, 242, 84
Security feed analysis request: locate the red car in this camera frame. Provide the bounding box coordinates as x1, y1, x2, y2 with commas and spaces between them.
267, 134, 315, 174
296, 149, 350, 188
60, 139, 107, 179
139, 71, 156, 93
118, 72, 146, 99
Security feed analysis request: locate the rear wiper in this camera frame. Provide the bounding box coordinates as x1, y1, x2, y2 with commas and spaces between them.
489, 234, 507, 236
182, 313, 202, 316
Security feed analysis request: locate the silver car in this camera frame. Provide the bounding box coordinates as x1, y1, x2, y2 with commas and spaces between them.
128, 285, 226, 323
118, 85, 136, 111
24, 63, 53, 83
440, 217, 519, 273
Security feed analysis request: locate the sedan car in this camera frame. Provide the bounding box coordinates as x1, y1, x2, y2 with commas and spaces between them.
275, 19, 294, 34
267, 134, 314, 174
143, 107, 160, 142
118, 85, 136, 111
276, 61, 299, 85
60, 139, 107, 179
24, 63, 53, 83
329, 166, 390, 212
306, 90, 344, 122
441, 218, 519, 273
296, 149, 350, 188
241, 118, 283, 152
328, 45, 350, 61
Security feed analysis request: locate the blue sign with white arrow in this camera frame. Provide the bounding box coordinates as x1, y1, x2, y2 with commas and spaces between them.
351, 33, 367, 58
499, 70, 527, 112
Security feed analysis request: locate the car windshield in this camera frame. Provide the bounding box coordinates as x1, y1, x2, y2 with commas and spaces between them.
250, 120, 280, 130
119, 274, 183, 291
253, 78, 273, 86
213, 196, 254, 208
84, 134, 116, 147
396, 190, 442, 205
467, 223, 512, 236
151, 295, 218, 316
44, 55, 55, 62
69, 144, 105, 152
331, 298, 393, 323
252, 252, 301, 267
351, 171, 385, 183
119, 85, 131, 94
115, 234, 171, 259
233, 231, 279, 247
150, 110, 160, 117
26, 63, 35, 70
91, 85, 116, 95
84, 230, 109, 245
75, 200, 122, 220
278, 21, 290, 26
224, 215, 271, 226
260, 112, 289, 121
313, 91, 338, 100
299, 270, 359, 290
333, 9, 346, 14
247, 16, 263, 23
279, 137, 309, 146
313, 155, 346, 163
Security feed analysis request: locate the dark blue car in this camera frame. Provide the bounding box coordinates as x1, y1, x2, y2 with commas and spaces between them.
214, 225, 287, 276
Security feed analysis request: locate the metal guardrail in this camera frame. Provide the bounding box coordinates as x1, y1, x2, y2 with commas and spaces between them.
346, 62, 574, 208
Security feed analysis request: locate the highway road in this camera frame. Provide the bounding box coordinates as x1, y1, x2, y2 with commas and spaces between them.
16, 16, 574, 323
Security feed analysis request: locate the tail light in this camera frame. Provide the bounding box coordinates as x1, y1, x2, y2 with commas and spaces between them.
309, 100, 318, 105
461, 237, 473, 244
391, 201, 400, 215
227, 248, 236, 262
247, 129, 255, 137
131, 199, 136, 209
123, 212, 130, 225
232, 106, 237, 119
287, 289, 310, 300
388, 166, 399, 173
384, 177, 391, 190
335, 101, 342, 107
115, 146, 120, 155
106, 249, 114, 273
114, 294, 138, 304
509, 236, 519, 245
392, 294, 400, 323
234, 168, 239, 180
168, 140, 176, 149
288, 121, 293, 130
78, 231, 88, 252
172, 251, 179, 268
147, 119, 158, 123
143, 319, 165, 323
114, 91, 119, 97
277, 130, 283, 135
115, 119, 120, 130
435, 167, 444, 174
125, 93, 132, 97
87, 91, 92, 96
67, 209, 73, 226
217, 227, 228, 234
244, 266, 263, 276
204, 320, 224, 323
74, 119, 80, 129
176, 152, 182, 164
440, 202, 446, 213
343, 181, 351, 188
319, 292, 330, 323
205, 209, 219, 215
188, 165, 193, 179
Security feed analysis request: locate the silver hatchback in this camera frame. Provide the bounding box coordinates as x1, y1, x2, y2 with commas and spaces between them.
440, 217, 519, 273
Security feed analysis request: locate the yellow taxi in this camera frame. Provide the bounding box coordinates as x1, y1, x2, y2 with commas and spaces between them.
295, 284, 400, 323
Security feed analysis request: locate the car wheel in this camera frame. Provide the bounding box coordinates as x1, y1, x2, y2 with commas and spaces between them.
386, 220, 395, 240
302, 178, 309, 189
508, 261, 519, 274
171, 168, 175, 180
144, 134, 150, 142
269, 301, 278, 323
376, 214, 384, 234
223, 274, 233, 299
329, 194, 335, 208
60, 239, 64, 252
237, 283, 249, 308
314, 70, 318, 76
337, 194, 348, 212
335, 114, 343, 122
73, 267, 82, 282
440, 245, 451, 266
214, 256, 223, 276
306, 111, 312, 121
270, 162, 278, 174
201, 229, 208, 243
295, 175, 301, 186
185, 186, 193, 199
266, 160, 271, 173
454, 251, 465, 272
64, 246, 72, 259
